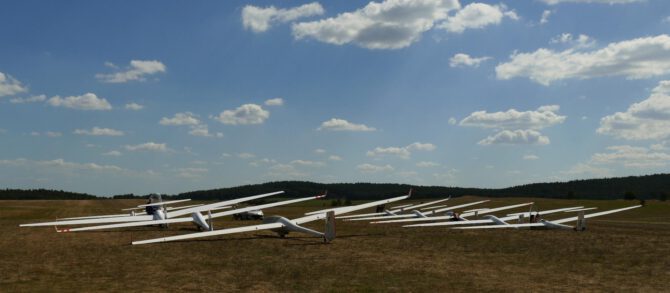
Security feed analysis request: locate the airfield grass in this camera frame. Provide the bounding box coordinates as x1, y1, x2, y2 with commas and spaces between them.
1, 196, 669, 292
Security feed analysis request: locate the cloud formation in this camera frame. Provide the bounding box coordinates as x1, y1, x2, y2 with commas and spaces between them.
160, 112, 200, 126
214, 104, 270, 125
47, 93, 112, 110
74, 127, 124, 136
125, 103, 144, 110
243, 2, 324, 33
540, 0, 642, 4
0, 72, 28, 97
478, 129, 550, 145
449, 53, 491, 68
438, 2, 518, 33
124, 142, 169, 152
10, 94, 45, 104
496, 35, 670, 85
318, 118, 376, 131
96, 60, 166, 83
292, 0, 460, 49
357, 163, 394, 173
367, 142, 436, 159
598, 80, 670, 140
264, 98, 284, 106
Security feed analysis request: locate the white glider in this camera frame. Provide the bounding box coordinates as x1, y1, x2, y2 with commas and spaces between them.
370, 202, 534, 224
19, 191, 284, 227
336, 196, 451, 220
56, 194, 324, 232
403, 206, 585, 228
348, 200, 491, 222
453, 205, 641, 230
132, 192, 412, 245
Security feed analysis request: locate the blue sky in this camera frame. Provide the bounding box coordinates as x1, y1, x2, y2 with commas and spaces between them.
1, 0, 670, 195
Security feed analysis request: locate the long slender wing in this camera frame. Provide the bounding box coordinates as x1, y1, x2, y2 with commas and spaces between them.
403, 206, 584, 228
338, 197, 451, 219
62, 195, 324, 232
371, 202, 529, 224
58, 213, 143, 220
552, 205, 641, 224
132, 223, 285, 245
167, 191, 284, 217
396, 197, 451, 212
455, 223, 546, 229
138, 199, 191, 208
19, 214, 155, 227
305, 193, 410, 216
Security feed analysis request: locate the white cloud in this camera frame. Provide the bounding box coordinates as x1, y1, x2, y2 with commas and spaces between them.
540, 0, 642, 4
96, 60, 166, 83
598, 80, 670, 140
439, 3, 518, 33
433, 168, 459, 181
523, 154, 540, 160
160, 112, 200, 126
449, 53, 491, 68
10, 94, 46, 104
0, 72, 28, 97
460, 105, 566, 130
0, 158, 126, 174
367, 142, 436, 159
74, 127, 124, 136
267, 163, 307, 179
328, 155, 342, 161
549, 33, 595, 49
47, 93, 112, 110
478, 129, 550, 145
214, 104, 270, 125
124, 142, 169, 152
562, 163, 611, 178
590, 145, 670, 168
175, 167, 208, 179
314, 148, 326, 154
188, 125, 223, 138
357, 163, 394, 173
237, 152, 256, 159
243, 2, 324, 33
318, 118, 376, 131
540, 10, 552, 24
292, 0, 460, 50
416, 161, 440, 167
496, 34, 670, 85
103, 150, 122, 156
264, 98, 284, 106
125, 103, 144, 110
290, 160, 325, 167
45, 131, 62, 137
448, 117, 457, 125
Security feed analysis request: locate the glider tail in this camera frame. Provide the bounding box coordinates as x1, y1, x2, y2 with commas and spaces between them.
324, 211, 336, 243
575, 211, 586, 231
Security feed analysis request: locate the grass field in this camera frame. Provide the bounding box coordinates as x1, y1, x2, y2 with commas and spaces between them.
1, 196, 669, 292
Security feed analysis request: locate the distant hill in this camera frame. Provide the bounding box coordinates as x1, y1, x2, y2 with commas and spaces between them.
177, 174, 670, 201
2, 174, 668, 200
0, 189, 97, 200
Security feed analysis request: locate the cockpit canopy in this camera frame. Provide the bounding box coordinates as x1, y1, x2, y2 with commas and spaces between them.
148, 193, 162, 204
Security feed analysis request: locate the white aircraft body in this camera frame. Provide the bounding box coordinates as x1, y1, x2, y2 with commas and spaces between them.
370, 202, 534, 224
348, 200, 491, 222
132, 192, 412, 245
453, 205, 641, 230
336, 196, 451, 220
403, 206, 585, 228
19, 191, 284, 227
56, 194, 324, 232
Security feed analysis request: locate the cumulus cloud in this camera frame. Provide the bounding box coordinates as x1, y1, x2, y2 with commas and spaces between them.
357, 163, 394, 173
10, 94, 46, 104
523, 154, 540, 160
243, 2, 324, 33
160, 112, 200, 126
598, 80, 670, 140
449, 53, 491, 68
175, 167, 209, 179
478, 129, 550, 145
47, 93, 112, 110
318, 118, 376, 131
125, 103, 144, 110
96, 60, 166, 83
103, 150, 122, 156
30, 131, 62, 137
74, 127, 124, 136
0, 72, 28, 97
290, 159, 325, 167
590, 145, 670, 168
448, 117, 457, 125
264, 98, 284, 106
549, 33, 595, 49
292, 0, 460, 50
188, 125, 223, 138
540, 0, 642, 4
439, 2, 518, 33
460, 105, 566, 130
367, 142, 436, 159
124, 142, 169, 152
416, 161, 440, 167
214, 104, 270, 125
540, 10, 552, 24
267, 163, 308, 179
0, 158, 125, 173
496, 34, 670, 85
329, 155, 343, 161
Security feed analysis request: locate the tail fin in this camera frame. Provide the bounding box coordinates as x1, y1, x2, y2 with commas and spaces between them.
575, 211, 586, 231
408, 188, 413, 198
324, 211, 336, 243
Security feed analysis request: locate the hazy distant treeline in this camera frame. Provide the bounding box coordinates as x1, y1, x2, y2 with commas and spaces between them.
1, 174, 668, 200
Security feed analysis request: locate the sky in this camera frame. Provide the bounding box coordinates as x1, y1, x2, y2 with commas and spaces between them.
1, 0, 670, 196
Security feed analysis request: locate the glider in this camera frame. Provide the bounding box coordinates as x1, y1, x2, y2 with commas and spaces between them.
370, 202, 534, 224
336, 196, 451, 219
345, 200, 490, 222
132, 191, 412, 245
402, 206, 585, 228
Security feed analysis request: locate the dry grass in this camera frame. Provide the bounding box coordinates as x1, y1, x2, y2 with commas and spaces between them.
1, 197, 669, 292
